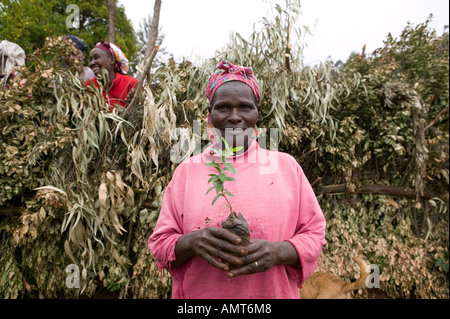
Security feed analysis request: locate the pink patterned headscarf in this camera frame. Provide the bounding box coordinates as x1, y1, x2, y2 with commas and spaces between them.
205, 60, 260, 104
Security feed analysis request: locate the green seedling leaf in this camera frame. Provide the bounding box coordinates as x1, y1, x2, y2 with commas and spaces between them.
207, 176, 219, 184
222, 150, 235, 157
232, 146, 243, 153
222, 137, 230, 150
222, 176, 235, 182
224, 162, 237, 174
206, 186, 215, 195
205, 162, 221, 170
206, 136, 241, 214
218, 172, 228, 182
224, 189, 234, 197
212, 193, 224, 206
215, 184, 224, 193
212, 148, 223, 157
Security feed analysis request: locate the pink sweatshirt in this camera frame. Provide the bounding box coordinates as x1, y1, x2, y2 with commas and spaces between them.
148, 140, 326, 299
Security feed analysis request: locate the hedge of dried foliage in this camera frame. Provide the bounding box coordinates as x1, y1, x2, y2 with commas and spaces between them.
0, 36, 173, 298
1, 2, 448, 299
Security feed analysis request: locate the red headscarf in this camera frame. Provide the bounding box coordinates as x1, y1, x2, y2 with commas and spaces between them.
94, 40, 129, 74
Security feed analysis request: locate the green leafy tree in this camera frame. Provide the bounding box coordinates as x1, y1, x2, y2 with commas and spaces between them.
0, 0, 137, 62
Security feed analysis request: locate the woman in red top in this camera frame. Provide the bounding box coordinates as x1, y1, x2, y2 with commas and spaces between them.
85, 40, 137, 111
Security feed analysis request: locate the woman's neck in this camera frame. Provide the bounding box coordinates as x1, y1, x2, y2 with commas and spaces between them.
106, 69, 116, 90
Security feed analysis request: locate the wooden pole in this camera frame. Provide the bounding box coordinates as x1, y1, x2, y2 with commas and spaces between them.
108, 0, 116, 43
142, 0, 162, 72
320, 183, 447, 201
122, 0, 162, 116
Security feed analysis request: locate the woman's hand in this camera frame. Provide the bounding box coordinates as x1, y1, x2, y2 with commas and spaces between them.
226, 240, 300, 278
172, 227, 248, 271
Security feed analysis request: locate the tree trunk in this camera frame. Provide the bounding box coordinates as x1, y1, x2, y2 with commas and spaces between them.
0, 207, 21, 216
142, 0, 162, 68
108, 0, 116, 43
123, 0, 162, 116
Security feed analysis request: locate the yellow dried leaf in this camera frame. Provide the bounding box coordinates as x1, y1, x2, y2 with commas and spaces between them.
114, 171, 125, 193
106, 171, 116, 183
19, 224, 29, 236
64, 240, 77, 265
98, 183, 108, 210
125, 186, 134, 207
386, 198, 399, 209
39, 207, 46, 219
112, 248, 127, 272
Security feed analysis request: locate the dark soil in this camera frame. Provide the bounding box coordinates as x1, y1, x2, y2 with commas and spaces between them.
222, 211, 250, 247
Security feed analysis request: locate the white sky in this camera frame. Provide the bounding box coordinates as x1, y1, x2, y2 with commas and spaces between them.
119, 0, 449, 65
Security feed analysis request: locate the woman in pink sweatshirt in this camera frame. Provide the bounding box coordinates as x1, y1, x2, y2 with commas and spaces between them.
148, 60, 326, 299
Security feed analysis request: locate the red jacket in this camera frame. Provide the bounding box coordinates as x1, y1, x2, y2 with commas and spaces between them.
85, 73, 138, 111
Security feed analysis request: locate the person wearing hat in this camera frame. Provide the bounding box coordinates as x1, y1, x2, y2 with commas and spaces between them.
62, 35, 95, 82
148, 60, 326, 299
0, 40, 26, 89
85, 40, 137, 111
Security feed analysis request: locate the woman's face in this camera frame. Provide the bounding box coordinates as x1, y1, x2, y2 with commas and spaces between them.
89, 48, 115, 75
62, 47, 85, 68
209, 81, 260, 149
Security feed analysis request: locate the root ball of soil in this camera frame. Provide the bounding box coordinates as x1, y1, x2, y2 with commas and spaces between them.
222, 211, 250, 247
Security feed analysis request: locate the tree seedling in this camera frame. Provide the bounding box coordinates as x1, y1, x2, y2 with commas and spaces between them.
205, 138, 250, 249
